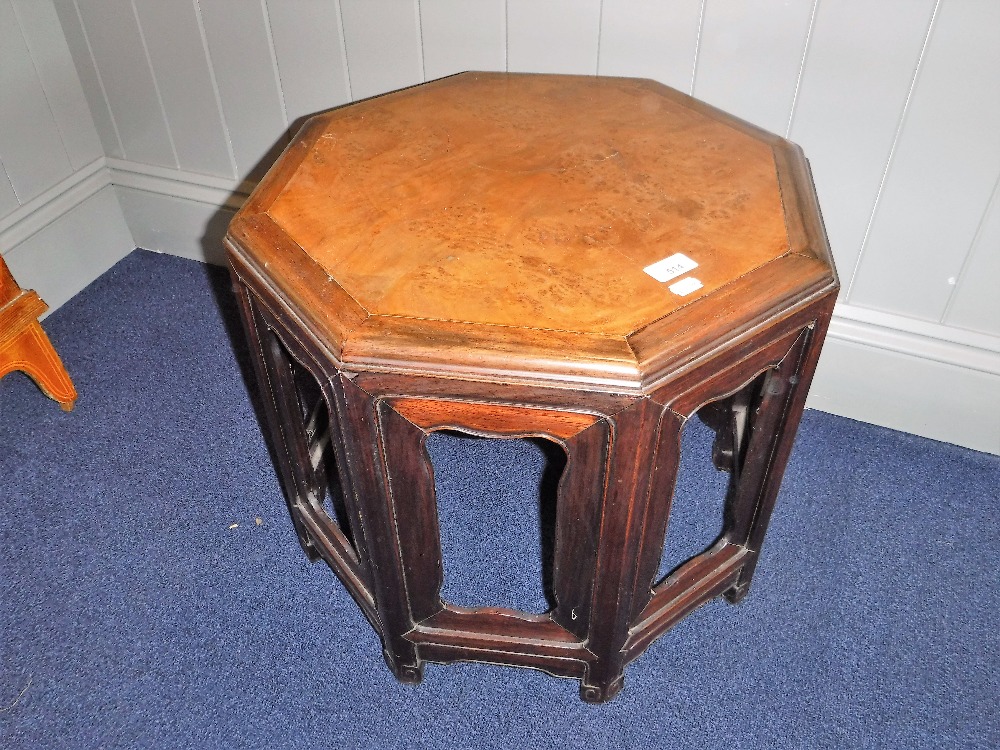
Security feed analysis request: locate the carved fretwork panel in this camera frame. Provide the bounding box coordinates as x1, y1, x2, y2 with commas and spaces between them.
697, 374, 766, 482
265, 329, 359, 561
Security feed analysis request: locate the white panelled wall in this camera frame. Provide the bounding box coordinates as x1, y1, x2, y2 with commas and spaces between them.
1, 0, 997, 453
0, 0, 132, 309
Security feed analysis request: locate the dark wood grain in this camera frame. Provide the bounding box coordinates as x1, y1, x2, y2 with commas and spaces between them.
230, 278, 378, 618
548, 419, 612, 642
334, 374, 424, 682
376, 401, 444, 624
627, 540, 749, 659
577, 397, 667, 702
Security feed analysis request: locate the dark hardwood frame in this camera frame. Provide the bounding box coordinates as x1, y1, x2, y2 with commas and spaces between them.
224, 72, 839, 703
229, 247, 833, 702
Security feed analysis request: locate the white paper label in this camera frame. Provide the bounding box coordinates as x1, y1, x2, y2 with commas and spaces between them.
668, 277, 703, 296
643, 253, 699, 283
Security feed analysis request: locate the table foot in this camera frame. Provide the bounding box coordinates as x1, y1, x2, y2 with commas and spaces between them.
579, 674, 624, 704
1, 321, 78, 409
287, 504, 322, 562
723, 580, 751, 604
383, 651, 424, 684
298, 536, 321, 563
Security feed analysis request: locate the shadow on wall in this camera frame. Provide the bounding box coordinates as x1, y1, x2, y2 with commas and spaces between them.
196, 110, 319, 267
196, 110, 334, 518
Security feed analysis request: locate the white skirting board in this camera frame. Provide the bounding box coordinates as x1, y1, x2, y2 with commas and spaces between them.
115, 187, 236, 267
8, 158, 998, 455
808, 333, 999, 455
109, 158, 244, 267
809, 303, 999, 455
0, 159, 134, 315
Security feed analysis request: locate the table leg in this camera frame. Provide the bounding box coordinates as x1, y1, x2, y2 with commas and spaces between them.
231, 280, 321, 561
718, 323, 828, 603
332, 375, 426, 683
0, 320, 77, 411
579, 397, 679, 703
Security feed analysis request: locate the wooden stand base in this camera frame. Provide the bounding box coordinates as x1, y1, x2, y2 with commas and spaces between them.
1, 256, 76, 411
230, 249, 832, 703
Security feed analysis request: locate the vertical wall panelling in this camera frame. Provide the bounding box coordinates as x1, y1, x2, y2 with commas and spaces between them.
943, 176, 1000, 337
9, 0, 102, 171
419, 0, 506, 81
32, 0, 1000, 449
195, 0, 289, 182
73, 0, 176, 168
1, 0, 133, 310
789, 0, 937, 292
51, 0, 124, 159
339, 0, 424, 101
265, 0, 352, 127
598, 0, 702, 92
130, 1, 235, 179
694, 0, 815, 135
848, 0, 1000, 320
507, 0, 602, 75
0, 0, 74, 203
259, 0, 289, 127
0, 165, 19, 220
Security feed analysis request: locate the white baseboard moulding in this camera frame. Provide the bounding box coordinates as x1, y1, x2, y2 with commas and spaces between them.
0, 158, 134, 314
809, 305, 999, 455
107, 158, 246, 266
4, 157, 998, 455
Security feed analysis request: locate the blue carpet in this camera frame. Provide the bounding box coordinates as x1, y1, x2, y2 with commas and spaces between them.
2, 249, 997, 749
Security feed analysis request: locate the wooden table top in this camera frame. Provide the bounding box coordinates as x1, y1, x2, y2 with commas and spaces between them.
228, 73, 836, 393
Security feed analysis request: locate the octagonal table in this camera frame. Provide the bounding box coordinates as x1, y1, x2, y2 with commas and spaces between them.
225, 72, 838, 703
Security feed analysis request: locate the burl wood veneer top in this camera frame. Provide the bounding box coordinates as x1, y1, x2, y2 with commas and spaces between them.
229, 73, 836, 391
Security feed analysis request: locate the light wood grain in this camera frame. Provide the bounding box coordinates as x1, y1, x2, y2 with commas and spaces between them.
266, 74, 789, 336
